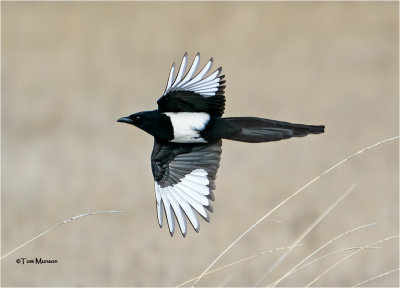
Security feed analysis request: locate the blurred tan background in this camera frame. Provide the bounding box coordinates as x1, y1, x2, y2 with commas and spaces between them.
2, 2, 398, 287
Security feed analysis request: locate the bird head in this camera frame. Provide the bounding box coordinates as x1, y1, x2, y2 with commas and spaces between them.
117, 110, 167, 139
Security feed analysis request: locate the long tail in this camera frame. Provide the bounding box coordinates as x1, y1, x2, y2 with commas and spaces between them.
222, 117, 325, 143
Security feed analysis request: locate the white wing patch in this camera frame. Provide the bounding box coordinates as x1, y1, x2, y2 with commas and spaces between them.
155, 169, 211, 236
163, 52, 222, 98
165, 112, 210, 143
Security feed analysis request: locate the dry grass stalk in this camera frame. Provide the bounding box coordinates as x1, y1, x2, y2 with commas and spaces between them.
351, 268, 400, 287
269, 222, 377, 286
192, 136, 398, 286
255, 183, 356, 286
270, 246, 381, 287
176, 244, 303, 287
305, 235, 400, 287
1, 210, 123, 261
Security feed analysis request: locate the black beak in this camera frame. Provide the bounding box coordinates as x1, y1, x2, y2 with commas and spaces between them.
117, 117, 133, 124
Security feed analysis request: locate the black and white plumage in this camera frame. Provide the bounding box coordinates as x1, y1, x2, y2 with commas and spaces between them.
157, 53, 226, 117
151, 139, 221, 235
118, 53, 325, 236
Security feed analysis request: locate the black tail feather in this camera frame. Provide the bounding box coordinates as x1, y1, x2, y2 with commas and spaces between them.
222, 117, 324, 143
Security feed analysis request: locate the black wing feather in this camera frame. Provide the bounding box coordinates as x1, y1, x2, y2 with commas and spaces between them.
157, 89, 226, 117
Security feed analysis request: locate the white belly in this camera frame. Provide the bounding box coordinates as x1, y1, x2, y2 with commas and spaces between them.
164, 112, 210, 143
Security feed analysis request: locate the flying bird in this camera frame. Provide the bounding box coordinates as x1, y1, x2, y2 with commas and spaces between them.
118, 53, 324, 236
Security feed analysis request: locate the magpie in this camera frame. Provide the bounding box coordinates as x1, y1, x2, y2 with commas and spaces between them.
118, 53, 324, 236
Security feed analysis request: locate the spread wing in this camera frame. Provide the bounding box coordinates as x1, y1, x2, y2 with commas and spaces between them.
151, 138, 222, 236
157, 53, 226, 117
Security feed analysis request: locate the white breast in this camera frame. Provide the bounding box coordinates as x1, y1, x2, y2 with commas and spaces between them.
164, 112, 210, 143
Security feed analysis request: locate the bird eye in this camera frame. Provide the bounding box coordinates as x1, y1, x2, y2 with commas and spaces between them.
135, 116, 142, 122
